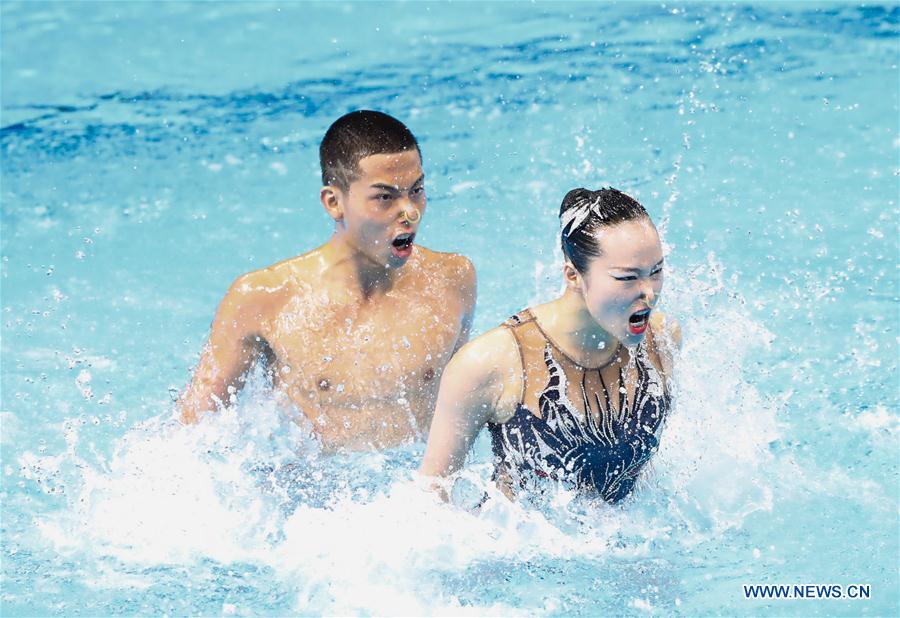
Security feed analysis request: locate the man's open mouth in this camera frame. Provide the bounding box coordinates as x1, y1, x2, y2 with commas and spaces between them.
390, 232, 415, 258
628, 308, 650, 335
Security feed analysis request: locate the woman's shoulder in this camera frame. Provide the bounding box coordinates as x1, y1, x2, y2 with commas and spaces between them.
452, 323, 521, 371
648, 311, 681, 378
650, 311, 682, 349
443, 319, 527, 422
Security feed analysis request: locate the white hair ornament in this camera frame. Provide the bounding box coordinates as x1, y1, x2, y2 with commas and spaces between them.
559, 193, 605, 236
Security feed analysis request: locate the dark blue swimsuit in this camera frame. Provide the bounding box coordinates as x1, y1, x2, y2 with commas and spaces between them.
487, 309, 670, 503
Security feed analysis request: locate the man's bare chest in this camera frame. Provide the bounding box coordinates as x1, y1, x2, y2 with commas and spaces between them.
263, 294, 461, 404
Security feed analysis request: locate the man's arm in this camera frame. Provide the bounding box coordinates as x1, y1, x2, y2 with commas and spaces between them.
452, 255, 477, 354
178, 274, 271, 424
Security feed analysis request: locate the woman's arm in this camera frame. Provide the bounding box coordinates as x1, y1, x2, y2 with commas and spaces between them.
420, 327, 517, 478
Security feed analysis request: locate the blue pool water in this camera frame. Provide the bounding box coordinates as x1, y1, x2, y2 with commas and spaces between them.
2, 2, 898, 615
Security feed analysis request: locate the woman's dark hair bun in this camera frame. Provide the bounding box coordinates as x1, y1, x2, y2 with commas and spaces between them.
559, 187, 650, 273
559, 188, 593, 218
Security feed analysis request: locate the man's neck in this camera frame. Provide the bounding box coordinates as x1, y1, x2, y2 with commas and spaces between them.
319, 235, 402, 301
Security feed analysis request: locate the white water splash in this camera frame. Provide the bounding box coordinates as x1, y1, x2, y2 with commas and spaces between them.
18, 257, 797, 614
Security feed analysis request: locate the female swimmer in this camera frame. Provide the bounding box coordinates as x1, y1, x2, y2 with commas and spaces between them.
420, 188, 681, 503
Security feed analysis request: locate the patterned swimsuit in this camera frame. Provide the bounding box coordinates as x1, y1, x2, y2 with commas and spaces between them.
487, 309, 670, 503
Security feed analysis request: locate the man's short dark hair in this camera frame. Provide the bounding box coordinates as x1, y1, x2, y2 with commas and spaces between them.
319, 110, 421, 191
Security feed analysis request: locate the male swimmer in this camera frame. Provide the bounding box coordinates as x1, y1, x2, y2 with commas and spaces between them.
179, 111, 476, 451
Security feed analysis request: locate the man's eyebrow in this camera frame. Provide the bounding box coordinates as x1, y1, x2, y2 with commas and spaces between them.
369, 183, 401, 192
368, 175, 425, 192
609, 259, 665, 272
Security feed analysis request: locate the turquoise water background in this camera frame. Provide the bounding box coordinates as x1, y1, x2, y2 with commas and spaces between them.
2, 2, 898, 615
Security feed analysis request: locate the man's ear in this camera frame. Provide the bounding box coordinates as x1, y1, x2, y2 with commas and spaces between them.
563, 262, 583, 293
320, 186, 344, 222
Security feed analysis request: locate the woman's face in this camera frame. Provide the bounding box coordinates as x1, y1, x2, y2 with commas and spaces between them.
576, 218, 664, 347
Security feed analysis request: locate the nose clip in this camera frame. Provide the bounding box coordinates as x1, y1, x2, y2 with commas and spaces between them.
401, 208, 421, 224
647, 294, 661, 309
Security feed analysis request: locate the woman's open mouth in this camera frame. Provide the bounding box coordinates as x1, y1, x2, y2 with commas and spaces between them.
390, 232, 415, 259
628, 308, 650, 335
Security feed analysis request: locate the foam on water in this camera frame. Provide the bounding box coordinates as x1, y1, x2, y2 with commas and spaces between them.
13, 254, 799, 614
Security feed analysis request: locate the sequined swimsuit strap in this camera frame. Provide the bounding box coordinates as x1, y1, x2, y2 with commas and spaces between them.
501, 308, 536, 406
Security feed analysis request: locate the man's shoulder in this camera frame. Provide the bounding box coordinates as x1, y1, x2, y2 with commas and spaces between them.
415, 246, 475, 285
225, 252, 318, 306
237, 248, 326, 290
